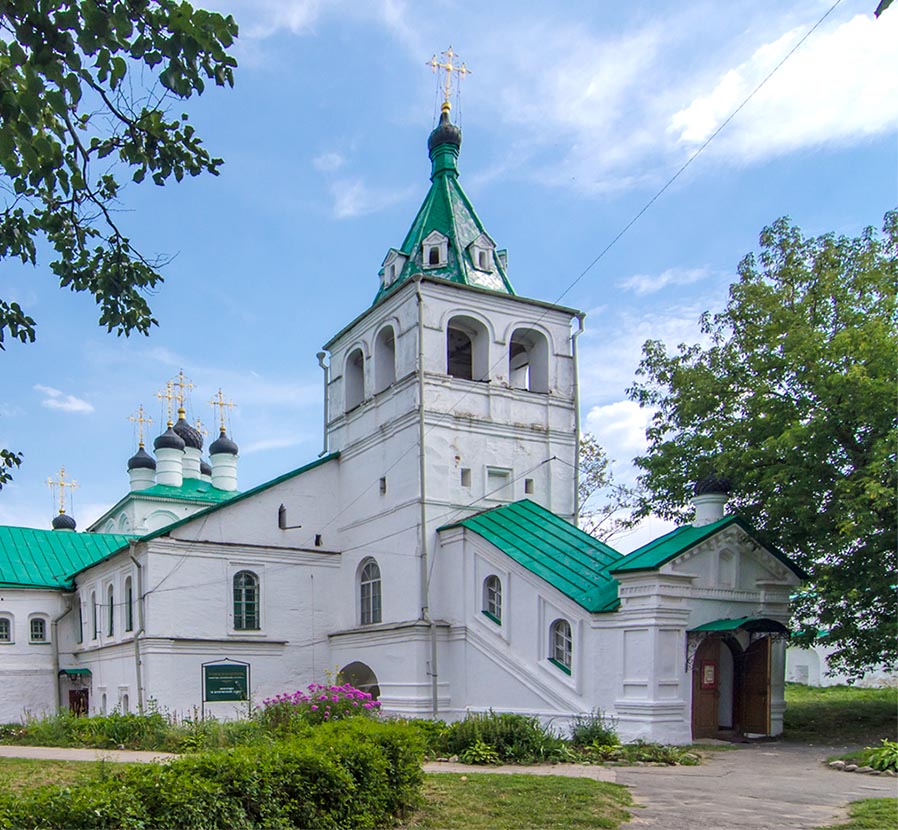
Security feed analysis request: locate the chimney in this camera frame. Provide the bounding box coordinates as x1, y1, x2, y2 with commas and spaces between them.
692, 475, 731, 526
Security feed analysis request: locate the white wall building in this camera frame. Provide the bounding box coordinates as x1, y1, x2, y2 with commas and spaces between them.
0, 108, 806, 743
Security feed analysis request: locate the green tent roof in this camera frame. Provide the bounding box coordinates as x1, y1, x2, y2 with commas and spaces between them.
372, 113, 514, 305
439, 500, 623, 613
610, 515, 806, 579
0, 526, 134, 589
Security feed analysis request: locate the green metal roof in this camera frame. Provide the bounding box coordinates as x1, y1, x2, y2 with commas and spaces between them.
610, 515, 806, 579
690, 617, 789, 634
439, 500, 623, 613
0, 527, 134, 589
372, 115, 514, 305
134, 478, 239, 504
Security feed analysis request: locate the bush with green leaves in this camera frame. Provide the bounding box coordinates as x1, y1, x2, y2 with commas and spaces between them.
863, 738, 898, 772
258, 682, 381, 735
0, 719, 423, 830
569, 709, 619, 747
441, 711, 565, 763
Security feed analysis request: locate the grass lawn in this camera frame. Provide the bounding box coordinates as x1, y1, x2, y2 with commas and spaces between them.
816, 798, 898, 829
0, 757, 103, 793
400, 773, 632, 830
783, 683, 897, 746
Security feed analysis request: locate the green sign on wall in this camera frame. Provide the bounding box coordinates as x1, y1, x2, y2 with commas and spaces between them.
203, 663, 248, 702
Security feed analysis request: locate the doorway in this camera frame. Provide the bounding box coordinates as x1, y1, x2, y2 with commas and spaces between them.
68, 689, 89, 716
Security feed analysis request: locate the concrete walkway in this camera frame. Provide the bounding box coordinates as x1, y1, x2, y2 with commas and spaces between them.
425, 743, 898, 830
0, 745, 178, 764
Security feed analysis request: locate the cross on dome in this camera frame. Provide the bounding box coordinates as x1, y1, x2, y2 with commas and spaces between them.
47, 465, 78, 515
427, 46, 471, 114
209, 388, 236, 432
128, 405, 153, 448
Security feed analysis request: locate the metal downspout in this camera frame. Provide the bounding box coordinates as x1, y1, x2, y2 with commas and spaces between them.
129, 542, 146, 713
415, 275, 439, 717
317, 351, 329, 456
51, 600, 74, 711
571, 312, 586, 522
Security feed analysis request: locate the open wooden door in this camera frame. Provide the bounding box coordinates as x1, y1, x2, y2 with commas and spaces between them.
741, 638, 770, 734
691, 638, 721, 739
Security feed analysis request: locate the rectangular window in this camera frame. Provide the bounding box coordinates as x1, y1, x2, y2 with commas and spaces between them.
77, 604, 83, 644
30, 618, 47, 642
233, 571, 260, 631
486, 467, 513, 501
460, 468, 472, 487
524, 478, 534, 495
92, 595, 98, 640
125, 580, 133, 632
0, 618, 10, 642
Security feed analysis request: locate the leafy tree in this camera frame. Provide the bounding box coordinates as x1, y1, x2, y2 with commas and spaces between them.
627, 212, 897, 678
577, 432, 638, 542
0, 0, 238, 487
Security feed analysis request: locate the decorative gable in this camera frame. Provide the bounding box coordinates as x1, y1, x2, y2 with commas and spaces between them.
380, 248, 408, 288
422, 230, 448, 269
467, 233, 496, 272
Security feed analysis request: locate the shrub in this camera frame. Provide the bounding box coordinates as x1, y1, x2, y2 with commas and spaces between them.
459, 739, 501, 765
1, 719, 424, 830
258, 682, 381, 734
443, 711, 565, 764
864, 738, 898, 772
569, 709, 618, 747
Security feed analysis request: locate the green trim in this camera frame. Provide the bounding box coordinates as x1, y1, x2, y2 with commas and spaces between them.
549, 657, 572, 676
58, 668, 92, 676
690, 617, 788, 634
481, 609, 501, 625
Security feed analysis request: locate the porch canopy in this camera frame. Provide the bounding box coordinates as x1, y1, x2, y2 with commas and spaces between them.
689, 617, 788, 635
58, 668, 92, 676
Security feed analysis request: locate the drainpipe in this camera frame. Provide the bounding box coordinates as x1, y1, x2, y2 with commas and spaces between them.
317, 352, 329, 456
51, 598, 74, 711
414, 274, 439, 717
571, 312, 586, 522
129, 542, 146, 713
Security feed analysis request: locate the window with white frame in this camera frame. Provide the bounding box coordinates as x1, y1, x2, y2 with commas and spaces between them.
91, 590, 98, 639
77, 602, 83, 644
30, 616, 47, 643
446, 315, 489, 381
106, 584, 114, 636
233, 570, 260, 631
345, 348, 365, 412
482, 575, 502, 624
374, 325, 396, 393
124, 576, 134, 632
359, 559, 382, 625
0, 616, 11, 642
549, 618, 572, 674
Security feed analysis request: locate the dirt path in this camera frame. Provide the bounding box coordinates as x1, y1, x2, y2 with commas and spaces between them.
425, 743, 898, 829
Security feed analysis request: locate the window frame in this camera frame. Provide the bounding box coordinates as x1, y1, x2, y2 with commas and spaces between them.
549, 618, 572, 675
106, 584, 115, 637
124, 576, 134, 632
233, 570, 261, 631
482, 575, 502, 625
359, 559, 382, 626
29, 616, 48, 644
0, 615, 12, 643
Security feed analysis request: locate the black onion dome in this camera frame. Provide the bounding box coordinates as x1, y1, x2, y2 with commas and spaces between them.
173, 416, 203, 450
127, 446, 157, 471
154, 427, 186, 452
200, 460, 212, 477
209, 429, 238, 456
693, 475, 732, 496
427, 110, 462, 153
52, 512, 76, 531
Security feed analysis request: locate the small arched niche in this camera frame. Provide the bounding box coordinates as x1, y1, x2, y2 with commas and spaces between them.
337, 661, 380, 700
345, 348, 365, 411
374, 326, 396, 393
447, 315, 489, 381
509, 328, 549, 393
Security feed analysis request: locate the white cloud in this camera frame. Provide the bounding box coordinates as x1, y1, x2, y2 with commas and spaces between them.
240, 436, 306, 455
331, 178, 411, 219
585, 399, 651, 478
669, 13, 898, 161
34, 385, 95, 414
619, 267, 711, 296
313, 151, 346, 172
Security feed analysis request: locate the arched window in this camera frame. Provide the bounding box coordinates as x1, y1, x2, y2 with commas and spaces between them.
124, 576, 134, 632
345, 348, 365, 411
482, 575, 502, 624
359, 559, 382, 625
233, 571, 260, 630
0, 616, 11, 642
549, 619, 572, 674
30, 617, 47, 643
374, 326, 396, 393
509, 328, 549, 393
91, 591, 98, 640
77, 602, 83, 644
107, 584, 114, 636
121, 694, 130, 714
447, 315, 489, 381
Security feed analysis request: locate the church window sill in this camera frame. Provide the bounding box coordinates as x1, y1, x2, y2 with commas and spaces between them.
481, 610, 501, 626
548, 657, 572, 676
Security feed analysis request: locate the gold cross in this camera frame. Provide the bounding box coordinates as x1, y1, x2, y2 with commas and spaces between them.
428, 46, 471, 114
128, 405, 153, 448
193, 417, 209, 439
47, 466, 79, 515
172, 369, 195, 419
209, 388, 236, 432
156, 381, 176, 427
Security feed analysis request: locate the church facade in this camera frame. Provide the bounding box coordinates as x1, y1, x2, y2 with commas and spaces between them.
0, 107, 804, 744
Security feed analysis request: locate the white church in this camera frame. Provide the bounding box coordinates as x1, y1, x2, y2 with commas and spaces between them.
0, 102, 806, 744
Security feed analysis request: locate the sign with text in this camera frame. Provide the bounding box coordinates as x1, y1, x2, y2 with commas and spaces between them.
203, 663, 248, 702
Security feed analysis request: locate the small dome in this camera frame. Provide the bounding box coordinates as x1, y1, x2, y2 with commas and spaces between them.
173, 416, 203, 450
52, 512, 76, 531
200, 460, 212, 477
154, 427, 186, 452
209, 429, 238, 456
427, 110, 462, 153
694, 475, 732, 496
127, 446, 157, 471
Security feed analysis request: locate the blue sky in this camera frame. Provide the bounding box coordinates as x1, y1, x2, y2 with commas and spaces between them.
1, 0, 895, 550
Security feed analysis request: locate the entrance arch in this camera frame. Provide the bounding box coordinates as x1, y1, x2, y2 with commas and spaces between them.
337, 661, 380, 700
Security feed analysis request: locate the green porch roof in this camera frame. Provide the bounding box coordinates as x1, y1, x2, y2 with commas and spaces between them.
373, 112, 514, 304
610, 515, 806, 579
0, 527, 133, 589
690, 617, 789, 634
438, 499, 623, 613
134, 479, 239, 503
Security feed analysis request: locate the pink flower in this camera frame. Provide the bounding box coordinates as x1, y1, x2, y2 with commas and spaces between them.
310, 705, 318, 711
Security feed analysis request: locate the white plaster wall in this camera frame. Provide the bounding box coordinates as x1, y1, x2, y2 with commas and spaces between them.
786, 644, 898, 688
